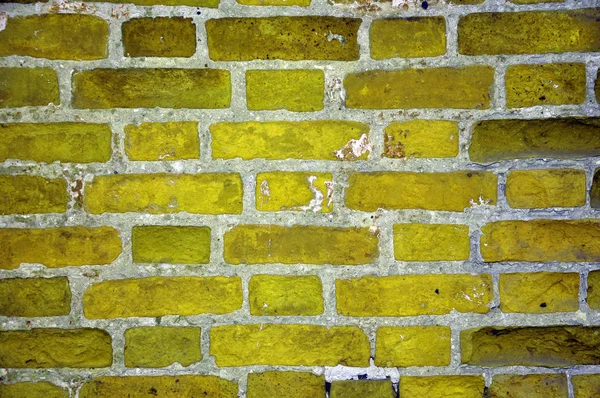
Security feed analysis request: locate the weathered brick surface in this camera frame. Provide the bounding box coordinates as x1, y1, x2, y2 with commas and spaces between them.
124, 327, 201, 368
0, 68, 59, 108
246, 70, 324, 112
592, 169, 600, 209
256, 172, 333, 212
0, 277, 71, 317
499, 272, 579, 313
506, 169, 587, 209
383, 120, 459, 158
399, 376, 485, 398
330, 380, 396, 398
122, 18, 196, 58
124, 122, 199, 161
393, 223, 470, 261
87, 0, 220, 6
246, 372, 325, 398
370, 17, 446, 59
132, 225, 211, 264
249, 275, 323, 316
573, 374, 600, 398
0, 176, 68, 215
586, 270, 600, 309
487, 374, 568, 398
238, 0, 310, 5
375, 326, 451, 367
0, 382, 68, 398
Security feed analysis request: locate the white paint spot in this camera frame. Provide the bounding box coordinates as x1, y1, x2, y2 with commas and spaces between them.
260, 180, 270, 198
324, 180, 334, 207
327, 31, 346, 45
325, 358, 400, 382
300, 176, 324, 213
469, 195, 492, 207
0, 13, 7, 32
334, 134, 371, 160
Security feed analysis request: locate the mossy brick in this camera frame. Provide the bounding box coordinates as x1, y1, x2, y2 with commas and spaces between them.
506, 63, 586, 108
506, 169, 586, 209
481, 219, 600, 262
249, 275, 323, 316
72, 68, 231, 109
0, 14, 107, 60
246, 70, 324, 112
499, 272, 579, 313
370, 17, 446, 59
487, 374, 568, 398
237, 0, 310, 5
0, 175, 68, 215
394, 224, 470, 261
400, 376, 485, 398
458, 9, 600, 55
210, 120, 370, 160
86, 0, 219, 6
79, 376, 238, 398
586, 271, 600, 309
375, 326, 451, 367
124, 122, 199, 161
132, 226, 211, 264
344, 66, 494, 109
469, 118, 600, 163
461, 326, 600, 367
210, 324, 369, 367
123, 17, 196, 58
0, 226, 122, 270
573, 374, 600, 398
0, 382, 68, 398
223, 225, 379, 265
0, 68, 59, 108
0, 277, 71, 317
383, 120, 458, 159
591, 169, 600, 209
83, 173, 243, 214
336, 274, 492, 316
345, 171, 497, 212
246, 372, 325, 398
330, 380, 395, 398
205, 17, 360, 61
124, 327, 201, 368
83, 276, 242, 318
0, 123, 112, 163
0, 328, 112, 368
256, 172, 333, 213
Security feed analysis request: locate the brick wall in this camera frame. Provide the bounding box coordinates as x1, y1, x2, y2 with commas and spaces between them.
0, 0, 599, 396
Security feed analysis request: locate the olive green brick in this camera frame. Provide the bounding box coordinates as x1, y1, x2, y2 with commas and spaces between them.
459, 9, 600, 55
499, 272, 579, 313
123, 18, 196, 58
0, 175, 68, 215
488, 374, 568, 398
72, 69, 231, 109
246, 70, 324, 112
210, 324, 369, 367
124, 327, 201, 368
256, 172, 333, 213
0, 68, 59, 108
400, 376, 485, 398
592, 169, 600, 209
586, 270, 600, 309
206, 17, 360, 61
0, 328, 112, 368
0, 382, 68, 398
0, 14, 107, 60
330, 380, 395, 398
247, 372, 325, 398
370, 17, 446, 59
383, 120, 458, 159
375, 326, 451, 367
506, 169, 587, 209
249, 275, 323, 316
0, 277, 71, 317
83, 276, 242, 318
573, 374, 600, 398
125, 122, 199, 161
394, 224, 470, 261
132, 226, 211, 264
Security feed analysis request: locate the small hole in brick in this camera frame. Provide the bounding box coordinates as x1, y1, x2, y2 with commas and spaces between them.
540, 302, 547, 308
435, 289, 440, 294
421, 1, 428, 9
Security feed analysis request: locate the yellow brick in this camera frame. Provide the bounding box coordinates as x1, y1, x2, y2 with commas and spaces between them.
0, 277, 71, 317
506, 169, 586, 208
510, 0, 563, 3
0, 226, 122, 270
247, 372, 325, 398
459, 9, 600, 55
256, 172, 333, 213
488, 374, 568, 398
211, 120, 370, 160
346, 171, 497, 212
72, 69, 231, 109
336, 274, 492, 316
573, 374, 600, 398
206, 17, 360, 61
224, 225, 379, 265
0, 14, 107, 60
124, 327, 201, 368
0, 328, 112, 368
88, 0, 219, 5
400, 376, 485, 398
330, 380, 395, 398
593, 169, 600, 209
0, 68, 59, 108
499, 272, 579, 313
370, 17, 446, 59
375, 326, 451, 367
481, 219, 600, 262
0, 176, 68, 215
124, 122, 199, 161
394, 224, 470, 261
238, 0, 310, 5
246, 70, 324, 112
83, 276, 242, 318
132, 226, 210, 264
506, 63, 586, 108
0, 123, 112, 163
249, 275, 323, 316
470, 118, 600, 163
383, 120, 458, 158
0, 382, 68, 398
210, 324, 369, 366
344, 66, 494, 109
461, 326, 600, 367
586, 271, 600, 309
79, 376, 237, 398
123, 17, 196, 58
84, 173, 243, 214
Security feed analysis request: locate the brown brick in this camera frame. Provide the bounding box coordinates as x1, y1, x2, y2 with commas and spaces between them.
0, 68, 59, 108
0, 175, 68, 215
0, 277, 71, 317
247, 372, 325, 398
123, 17, 196, 58
488, 374, 568, 398
370, 17, 446, 59
499, 272, 579, 313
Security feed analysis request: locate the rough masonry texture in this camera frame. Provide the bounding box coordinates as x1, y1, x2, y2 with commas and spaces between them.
0, 0, 599, 396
